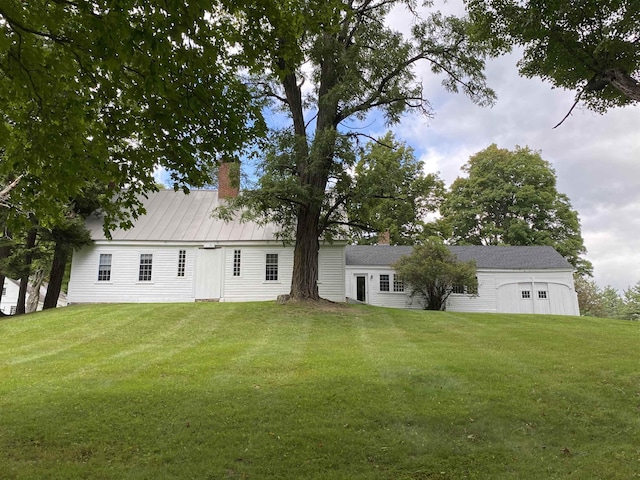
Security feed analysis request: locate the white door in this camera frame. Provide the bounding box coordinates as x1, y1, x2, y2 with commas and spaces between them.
195, 248, 222, 300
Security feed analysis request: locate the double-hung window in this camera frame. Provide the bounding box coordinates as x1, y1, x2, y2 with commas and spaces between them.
393, 275, 405, 292
265, 253, 278, 281
380, 274, 390, 292
139, 254, 153, 282
98, 254, 112, 281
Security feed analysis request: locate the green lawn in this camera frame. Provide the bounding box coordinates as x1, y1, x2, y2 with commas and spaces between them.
0, 303, 638, 479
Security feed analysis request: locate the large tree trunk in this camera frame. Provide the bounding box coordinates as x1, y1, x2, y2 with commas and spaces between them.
290, 204, 321, 300
288, 138, 335, 300
43, 240, 68, 309
604, 69, 640, 102
280, 32, 341, 301
15, 226, 37, 315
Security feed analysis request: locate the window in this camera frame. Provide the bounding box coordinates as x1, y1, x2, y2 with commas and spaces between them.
2, 287, 5, 295
233, 250, 241, 277
177, 250, 186, 277
538, 290, 548, 299
380, 274, 390, 292
98, 254, 112, 281
452, 283, 478, 295
393, 275, 404, 292
521, 290, 531, 299
265, 253, 278, 281
10, 305, 16, 315
139, 254, 153, 282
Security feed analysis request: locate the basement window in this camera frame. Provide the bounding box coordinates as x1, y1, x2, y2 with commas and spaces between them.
521, 290, 531, 299
139, 254, 153, 282
538, 290, 548, 299
265, 253, 278, 281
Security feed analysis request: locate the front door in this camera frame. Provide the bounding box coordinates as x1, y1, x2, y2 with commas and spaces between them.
356, 275, 366, 302
195, 248, 222, 300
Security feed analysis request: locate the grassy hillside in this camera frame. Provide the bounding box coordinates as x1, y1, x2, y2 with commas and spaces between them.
0, 303, 638, 479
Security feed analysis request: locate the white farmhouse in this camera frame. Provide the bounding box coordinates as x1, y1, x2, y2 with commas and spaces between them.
67, 166, 579, 315
67, 189, 346, 304
345, 245, 580, 315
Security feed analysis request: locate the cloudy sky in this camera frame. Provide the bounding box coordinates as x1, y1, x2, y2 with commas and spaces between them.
379, 1, 640, 292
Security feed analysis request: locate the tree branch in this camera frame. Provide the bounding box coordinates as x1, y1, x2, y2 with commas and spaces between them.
553, 88, 585, 128
0, 7, 72, 44
0, 175, 24, 207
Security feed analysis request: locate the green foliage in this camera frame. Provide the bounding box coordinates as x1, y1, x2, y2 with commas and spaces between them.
0, 0, 265, 230
441, 144, 592, 275
2, 303, 638, 478
574, 275, 628, 319
574, 275, 606, 317
392, 238, 477, 310
601, 285, 625, 319
225, 0, 496, 298
622, 281, 640, 320
465, 0, 640, 111
347, 133, 445, 245
224, 131, 445, 246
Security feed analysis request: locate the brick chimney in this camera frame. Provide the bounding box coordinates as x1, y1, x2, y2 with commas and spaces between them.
378, 230, 390, 245
218, 161, 239, 200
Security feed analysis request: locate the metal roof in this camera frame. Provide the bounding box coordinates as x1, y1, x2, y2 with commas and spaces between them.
86, 190, 280, 242
345, 245, 574, 270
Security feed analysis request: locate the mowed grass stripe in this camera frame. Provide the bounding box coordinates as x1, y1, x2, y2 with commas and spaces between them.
0, 303, 638, 479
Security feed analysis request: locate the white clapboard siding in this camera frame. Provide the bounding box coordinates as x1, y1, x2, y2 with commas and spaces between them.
68, 245, 197, 303
220, 245, 294, 302
345, 266, 579, 315
220, 244, 346, 303
70, 243, 348, 304
318, 245, 346, 302
345, 267, 421, 309
446, 273, 497, 313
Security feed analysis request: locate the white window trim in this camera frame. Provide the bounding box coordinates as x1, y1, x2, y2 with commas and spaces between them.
177, 249, 186, 277
233, 249, 242, 277
97, 253, 113, 282
265, 253, 279, 282
138, 253, 153, 282
379, 274, 390, 292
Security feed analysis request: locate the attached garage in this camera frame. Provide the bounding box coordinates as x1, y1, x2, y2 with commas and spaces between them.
345, 245, 580, 316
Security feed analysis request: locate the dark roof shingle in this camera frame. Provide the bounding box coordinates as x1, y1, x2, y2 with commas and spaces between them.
345, 245, 573, 270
